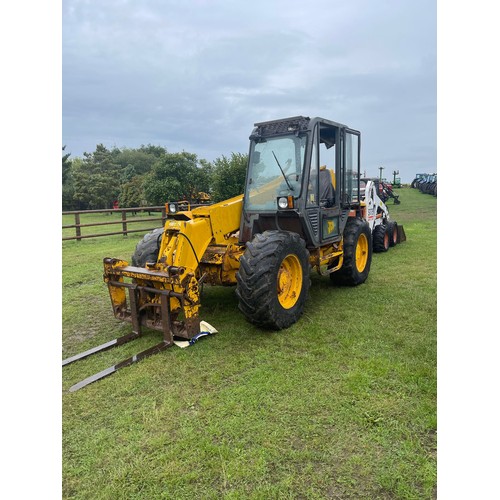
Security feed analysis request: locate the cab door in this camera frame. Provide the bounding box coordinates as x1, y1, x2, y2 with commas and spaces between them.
304, 124, 321, 243
317, 122, 341, 243
341, 128, 361, 206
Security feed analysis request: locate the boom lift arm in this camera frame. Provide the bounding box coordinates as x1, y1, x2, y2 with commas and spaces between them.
63, 195, 244, 391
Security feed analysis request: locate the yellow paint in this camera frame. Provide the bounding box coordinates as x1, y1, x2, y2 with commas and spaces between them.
277, 254, 303, 309
355, 232, 369, 273
219, 243, 243, 285
105, 194, 245, 335
327, 220, 335, 233
103, 259, 128, 312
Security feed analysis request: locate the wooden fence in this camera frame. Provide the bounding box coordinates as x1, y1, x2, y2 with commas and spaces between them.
62, 206, 167, 241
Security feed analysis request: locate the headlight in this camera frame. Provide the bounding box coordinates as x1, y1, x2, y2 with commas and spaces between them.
277, 196, 294, 209
168, 203, 177, 213
278, 197, 288, 209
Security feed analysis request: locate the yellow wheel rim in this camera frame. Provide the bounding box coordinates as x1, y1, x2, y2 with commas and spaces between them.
277, 254, 303, 309
355, 233, 369, 273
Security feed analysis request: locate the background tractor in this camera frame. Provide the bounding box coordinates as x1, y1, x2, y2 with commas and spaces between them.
63, 116, 405, 391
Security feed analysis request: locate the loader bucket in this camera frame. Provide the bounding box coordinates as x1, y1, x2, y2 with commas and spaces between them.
397, 225, 406, 243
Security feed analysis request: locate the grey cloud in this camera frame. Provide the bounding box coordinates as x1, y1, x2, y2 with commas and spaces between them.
63, 0, 436, 182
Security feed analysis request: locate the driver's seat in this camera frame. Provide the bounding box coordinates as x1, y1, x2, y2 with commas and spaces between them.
319, 167, 335, 207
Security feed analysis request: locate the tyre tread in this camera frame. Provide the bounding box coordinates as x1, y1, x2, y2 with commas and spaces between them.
236, 230, 311, 330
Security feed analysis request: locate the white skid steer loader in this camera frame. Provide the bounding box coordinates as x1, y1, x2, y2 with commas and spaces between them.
361, 178, 406, 253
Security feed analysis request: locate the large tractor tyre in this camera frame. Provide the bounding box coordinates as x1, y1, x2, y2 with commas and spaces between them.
131, 228, 164, 267
236, 230, 311, 330
330, 218, 372, 286
373, 224, 390, 253
387, 221, 398, 247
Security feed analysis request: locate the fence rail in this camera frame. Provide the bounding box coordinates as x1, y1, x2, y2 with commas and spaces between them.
62, 206, 167, 241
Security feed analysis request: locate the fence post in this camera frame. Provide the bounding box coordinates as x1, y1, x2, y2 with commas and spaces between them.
122, 210, 128, 236
161, 206, 167, 226
75, 213, 82, 241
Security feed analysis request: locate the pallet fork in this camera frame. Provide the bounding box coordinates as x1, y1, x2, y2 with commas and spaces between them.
62, 258, 202, 392
63, 331, 173, 392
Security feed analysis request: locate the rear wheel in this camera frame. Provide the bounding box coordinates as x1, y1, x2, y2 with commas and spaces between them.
373, 224, 389, 253
236, 230, 310, 330
330, 218, 372, 286
131, 228, 164, 267
387, 221, 398, 247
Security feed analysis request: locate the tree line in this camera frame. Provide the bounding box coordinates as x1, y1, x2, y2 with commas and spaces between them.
62, 144, 248, 210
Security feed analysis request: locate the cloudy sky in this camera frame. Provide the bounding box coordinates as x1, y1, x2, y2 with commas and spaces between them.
63, 0, 436, 183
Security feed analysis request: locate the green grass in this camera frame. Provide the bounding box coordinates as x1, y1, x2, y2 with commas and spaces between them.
62, 187, 436, 499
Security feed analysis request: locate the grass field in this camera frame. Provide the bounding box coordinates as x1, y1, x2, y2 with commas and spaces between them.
62, 187, 437, 499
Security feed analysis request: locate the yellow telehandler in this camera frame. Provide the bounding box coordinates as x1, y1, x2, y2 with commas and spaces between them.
63, 116, 405, 391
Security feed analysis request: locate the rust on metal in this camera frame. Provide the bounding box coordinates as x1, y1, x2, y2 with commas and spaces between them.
63, 256, 205, 391
198, 243, 245, 286
308, 243, 344, 276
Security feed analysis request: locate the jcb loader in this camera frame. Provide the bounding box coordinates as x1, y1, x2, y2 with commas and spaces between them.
63, 116, 404, 391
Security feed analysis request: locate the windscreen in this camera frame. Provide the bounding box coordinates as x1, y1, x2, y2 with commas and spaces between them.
244, 134, 307, 211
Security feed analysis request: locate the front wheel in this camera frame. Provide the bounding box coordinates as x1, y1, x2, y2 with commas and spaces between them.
236, 231, 311, 330
131, 228, 164, 267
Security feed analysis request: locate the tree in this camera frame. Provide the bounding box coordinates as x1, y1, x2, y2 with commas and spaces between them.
112, 147, 164, 176
196, 158, 214, 198
62, 146, 76, 210
138, 144, 168, 158
210, 152, 248, 202
62, 145, 72, 184
119, 175, 147, 208
143, 152, 211, 205
72, 144, 120, 209
120, 164, 137, 184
